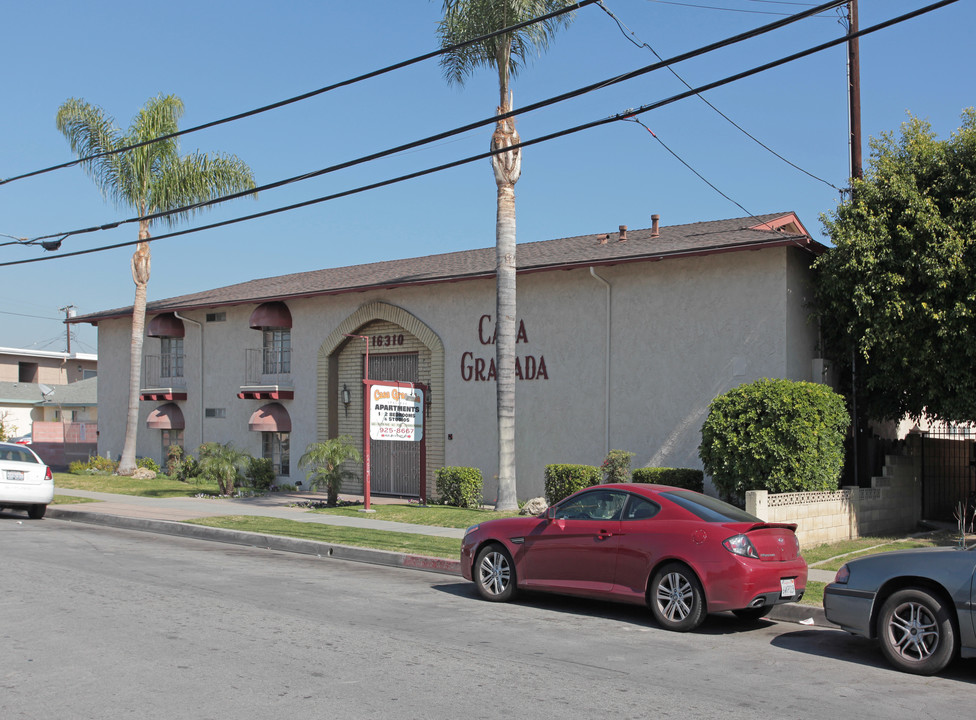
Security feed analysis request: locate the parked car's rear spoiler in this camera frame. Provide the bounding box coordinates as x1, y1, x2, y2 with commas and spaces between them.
746, 522, 798, 532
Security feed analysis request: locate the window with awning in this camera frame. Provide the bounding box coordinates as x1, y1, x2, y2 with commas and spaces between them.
146, 403, 185, 429
248, 402, 292, 432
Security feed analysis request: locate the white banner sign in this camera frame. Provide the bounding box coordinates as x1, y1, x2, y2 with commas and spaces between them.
369, 384, 424, 441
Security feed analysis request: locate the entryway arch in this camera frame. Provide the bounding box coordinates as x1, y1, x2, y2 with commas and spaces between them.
317, 302, 444, 497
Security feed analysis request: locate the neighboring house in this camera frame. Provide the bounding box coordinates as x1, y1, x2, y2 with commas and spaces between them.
71, 212, 829, 501
0, 347, 97, 385
0, 377, 98, 468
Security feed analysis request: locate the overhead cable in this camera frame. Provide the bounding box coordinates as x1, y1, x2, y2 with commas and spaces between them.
20, 0, 848, 246
598, 0, 839, 189
0, 0, 598, 187
0, 0, 958, 268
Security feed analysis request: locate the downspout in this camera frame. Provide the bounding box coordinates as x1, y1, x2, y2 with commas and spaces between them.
589, 267, 611, 456
174, 312, 204, 450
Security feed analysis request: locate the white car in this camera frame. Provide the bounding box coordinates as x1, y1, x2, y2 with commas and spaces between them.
0, 442, 54, 519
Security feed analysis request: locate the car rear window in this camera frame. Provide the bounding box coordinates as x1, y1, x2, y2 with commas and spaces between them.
660, 490, 761, 523
0, 447, 39, 463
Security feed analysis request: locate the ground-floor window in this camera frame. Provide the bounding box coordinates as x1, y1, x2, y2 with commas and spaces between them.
161, 429, 184, 464
262, 432, 290, 477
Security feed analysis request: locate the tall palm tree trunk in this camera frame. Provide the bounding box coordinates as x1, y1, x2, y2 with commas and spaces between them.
492, 81, 521, 511
118, 226, 151, 473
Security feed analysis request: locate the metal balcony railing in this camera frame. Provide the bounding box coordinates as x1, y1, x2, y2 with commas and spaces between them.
243, 347, 292, 388
143, 353, 186, 389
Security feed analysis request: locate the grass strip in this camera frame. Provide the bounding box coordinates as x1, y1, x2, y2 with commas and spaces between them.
55, 472, 220, 498
184, 515, 462, 559
52, 495, 99, 505
309, 503, 520, 528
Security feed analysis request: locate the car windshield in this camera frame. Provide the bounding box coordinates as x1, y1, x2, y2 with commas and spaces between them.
0, 446, 39, 463
660, 490, 761, 523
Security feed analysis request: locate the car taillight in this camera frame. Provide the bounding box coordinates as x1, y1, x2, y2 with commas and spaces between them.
45, 467, 53, 481
833, 564, 850, 584
723, 534, 759, 559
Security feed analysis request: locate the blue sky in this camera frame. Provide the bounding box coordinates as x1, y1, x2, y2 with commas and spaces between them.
1, 0, 973, 354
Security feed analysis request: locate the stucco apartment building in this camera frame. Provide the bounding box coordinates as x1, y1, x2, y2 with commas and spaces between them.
72, 212, 827, 502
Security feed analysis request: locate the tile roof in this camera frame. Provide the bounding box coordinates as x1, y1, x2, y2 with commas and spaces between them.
72, 212, 824, 322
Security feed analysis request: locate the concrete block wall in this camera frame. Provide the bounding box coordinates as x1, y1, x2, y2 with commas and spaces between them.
747, 453, 921, 548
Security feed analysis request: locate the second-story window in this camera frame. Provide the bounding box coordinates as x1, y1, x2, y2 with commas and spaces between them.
263, 328, 291, 374
160, 337, 184, 378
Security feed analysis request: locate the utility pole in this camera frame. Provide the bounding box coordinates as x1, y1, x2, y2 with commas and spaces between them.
845, 0, 863, 487
848, 0, 863, 181
59, 305, 76, 354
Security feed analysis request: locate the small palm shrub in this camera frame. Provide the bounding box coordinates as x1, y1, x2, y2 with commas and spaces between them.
297, 436, 362, 507
197, 442, 251, 495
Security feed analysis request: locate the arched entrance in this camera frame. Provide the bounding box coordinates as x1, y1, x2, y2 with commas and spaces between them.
317, 303, 444, 498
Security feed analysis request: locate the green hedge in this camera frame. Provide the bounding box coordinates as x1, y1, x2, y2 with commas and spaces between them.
631, 467, 704, 492
435, 466, 484, 508
544, 464, 602, 504
699, 378, 849, 498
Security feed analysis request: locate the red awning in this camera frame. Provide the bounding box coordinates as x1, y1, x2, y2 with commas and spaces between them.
146, 403, 185, 429
147, 312, 185, 338
249, 301, 292, 329
248, 403, 291, 432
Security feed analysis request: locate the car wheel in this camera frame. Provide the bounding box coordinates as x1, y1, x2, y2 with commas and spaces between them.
732, 607, 769, 622
878, 587, 957, 675
649, 562, 706, 632
474, 544, 517, 602
27, 504, 46, 520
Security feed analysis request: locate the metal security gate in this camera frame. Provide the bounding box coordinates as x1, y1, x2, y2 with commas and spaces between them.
368, 353, 420, 497
920, 426, 976, 521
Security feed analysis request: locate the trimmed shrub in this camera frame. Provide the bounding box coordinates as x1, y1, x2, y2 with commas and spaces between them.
699, 378, 850, 500
70, 455, 119, 475
632, 467, 704, 492
137, 457, 160, 473
544, 464, 602, 504
435, 466, 483, 509
601, 449, 634, 484
246, 457, 276, 491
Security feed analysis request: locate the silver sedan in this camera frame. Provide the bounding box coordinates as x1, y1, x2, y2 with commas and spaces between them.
823, 545, 976, 675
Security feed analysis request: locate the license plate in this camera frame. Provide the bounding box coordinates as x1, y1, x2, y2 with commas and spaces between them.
5, 470, 25, 481
780, 578, 796, 598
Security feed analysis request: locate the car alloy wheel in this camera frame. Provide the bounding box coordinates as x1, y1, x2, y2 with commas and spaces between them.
474, 544, 517, 602
878, 587, 956, 675
649, 562, 706, 632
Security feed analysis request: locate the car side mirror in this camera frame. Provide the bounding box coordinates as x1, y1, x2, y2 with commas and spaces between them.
546, 507, 557, 521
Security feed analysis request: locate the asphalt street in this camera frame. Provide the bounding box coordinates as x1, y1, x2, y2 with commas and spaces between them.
3, 518, 973, 720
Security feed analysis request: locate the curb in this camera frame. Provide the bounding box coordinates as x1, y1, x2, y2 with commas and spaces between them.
46, 507, 832, 626
46, 508, 463, 576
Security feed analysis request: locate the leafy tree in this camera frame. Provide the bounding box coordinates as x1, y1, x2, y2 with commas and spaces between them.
437, 1, 577, 510
56, 95, 256, 474
816, 110, 976, 422
0, 411, 15, 442
699, 379, 849, 500
297, 436, 362, 507
197, 442, 251, 496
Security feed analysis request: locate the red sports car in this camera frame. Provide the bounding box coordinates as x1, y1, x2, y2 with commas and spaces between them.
461, 483, 807, 631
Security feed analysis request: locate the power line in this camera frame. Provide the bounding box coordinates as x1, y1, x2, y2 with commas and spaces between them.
0, 0, 958, 268
18, 0, 847, 247
598, 0, 840, 189
647, 0, 828, 15
0, 309, 62, 321
0, 0, 598, 188
626, 116, 763, 224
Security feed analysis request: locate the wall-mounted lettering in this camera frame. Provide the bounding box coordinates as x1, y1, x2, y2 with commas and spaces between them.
462, 316, 549, 382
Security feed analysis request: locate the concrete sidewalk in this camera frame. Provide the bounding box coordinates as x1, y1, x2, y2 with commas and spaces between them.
42, 487, 832, 626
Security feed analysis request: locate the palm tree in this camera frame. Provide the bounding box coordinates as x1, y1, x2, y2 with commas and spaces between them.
297, 437, 363, 507
56, 95, 256, 474
197, 442, 251, 496
438, 1, 576, 510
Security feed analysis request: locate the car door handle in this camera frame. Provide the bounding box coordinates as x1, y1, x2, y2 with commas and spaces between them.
596, 530, 614, 540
